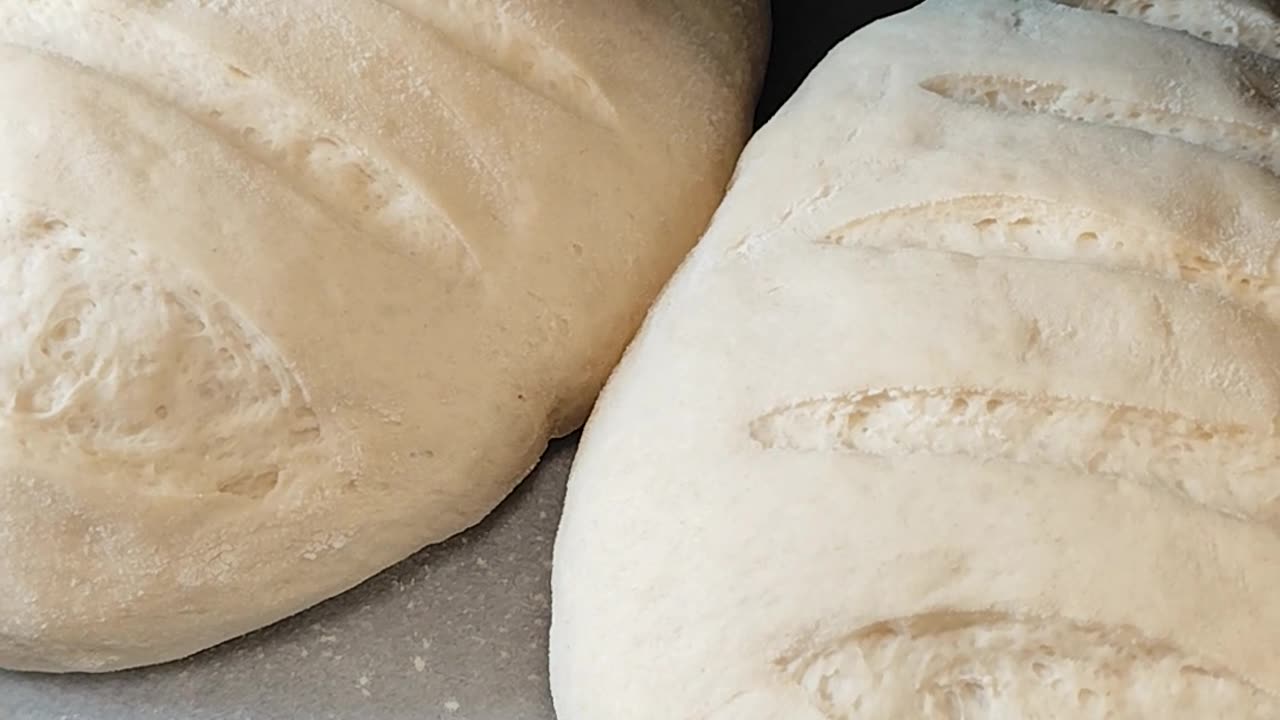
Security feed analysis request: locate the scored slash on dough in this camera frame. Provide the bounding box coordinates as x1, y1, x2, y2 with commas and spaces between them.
0, 197, 323, 500
750, 387, 1280, 524
371, 0, 619, 130
0, 0, 499, 269
919, 74, 1280, 175
1054, 0, 1280, 58
816, 194, 1279, 318
782, 612, 1276, 720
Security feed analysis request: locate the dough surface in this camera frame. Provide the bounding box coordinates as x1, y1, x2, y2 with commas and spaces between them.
551, 1, 1280, 717
0, 0, 765, 672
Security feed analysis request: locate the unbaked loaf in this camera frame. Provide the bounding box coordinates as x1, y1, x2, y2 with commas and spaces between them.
0, 0, 765, 672
551, 0, 1280, 717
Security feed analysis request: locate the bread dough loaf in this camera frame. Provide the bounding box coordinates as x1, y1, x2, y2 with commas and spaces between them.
0, 0, 765, 672
551, 0, 1280, 717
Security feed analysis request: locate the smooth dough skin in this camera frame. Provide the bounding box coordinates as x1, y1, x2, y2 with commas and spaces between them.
0, 1, 766, 672
552, 1, 1280, 718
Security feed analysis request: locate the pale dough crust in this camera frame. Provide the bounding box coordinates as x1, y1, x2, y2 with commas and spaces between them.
0, 0, 766, 672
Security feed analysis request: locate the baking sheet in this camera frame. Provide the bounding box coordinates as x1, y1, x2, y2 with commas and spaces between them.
0, 437, 576, 720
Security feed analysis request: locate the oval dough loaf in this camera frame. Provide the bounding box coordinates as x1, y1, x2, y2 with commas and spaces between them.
0, 0, 766, 672
551, 0, 1280, 717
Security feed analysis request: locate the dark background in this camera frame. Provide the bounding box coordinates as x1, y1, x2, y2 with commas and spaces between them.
755, 0, 926, 127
